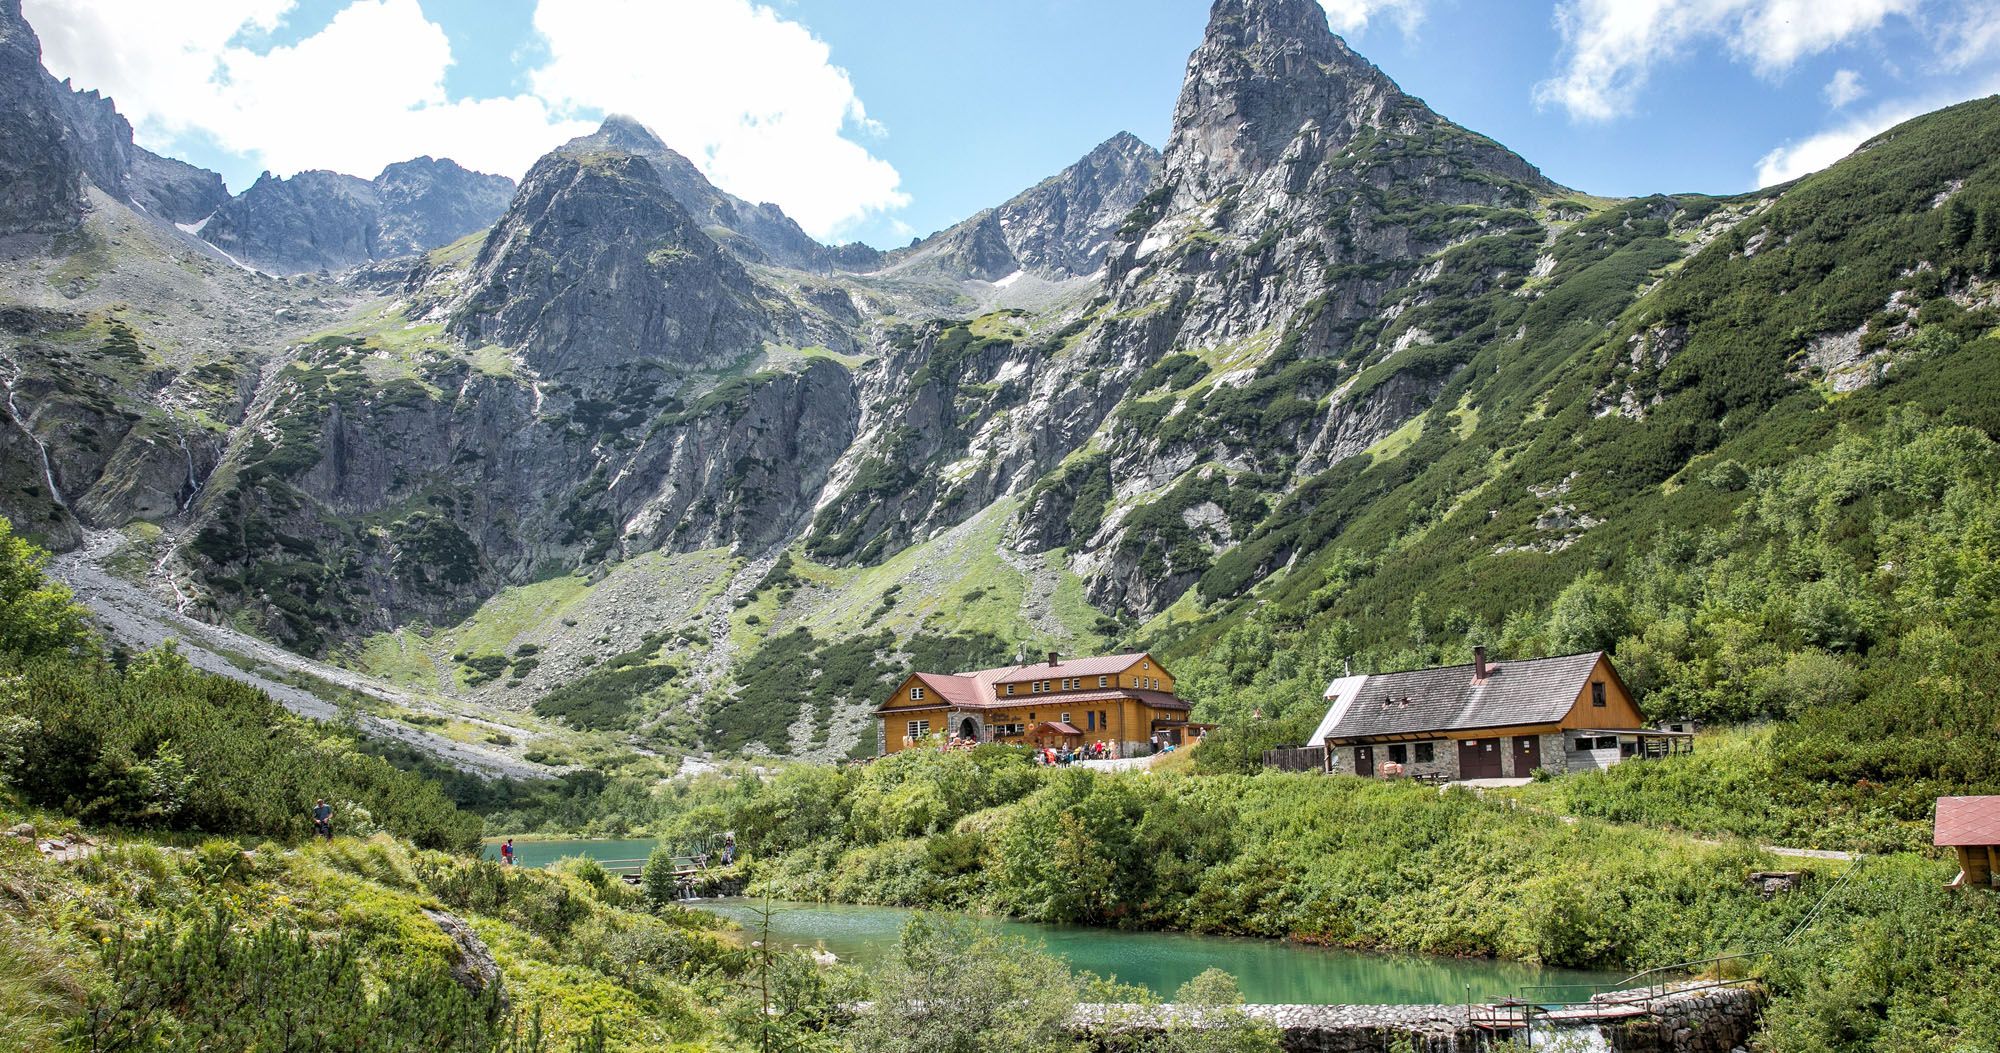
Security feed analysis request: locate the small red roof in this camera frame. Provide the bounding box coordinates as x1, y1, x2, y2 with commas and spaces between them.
1039, 721, 1082, 736
910, 672, 985, 708
1934, 796, 2000, 846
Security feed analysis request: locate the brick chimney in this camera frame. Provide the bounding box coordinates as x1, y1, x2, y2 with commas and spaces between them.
1473, 646, 1490, 680
1048, 651, 1060, 667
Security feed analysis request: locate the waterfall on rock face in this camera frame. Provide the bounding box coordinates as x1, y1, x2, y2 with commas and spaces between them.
165, 406, 202, 512
2, 364, 68, 510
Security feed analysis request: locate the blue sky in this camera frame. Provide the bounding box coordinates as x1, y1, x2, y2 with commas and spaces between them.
26, 0, 2000, 248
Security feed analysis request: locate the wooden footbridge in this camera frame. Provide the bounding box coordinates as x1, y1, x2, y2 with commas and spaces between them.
1471, 855, 1866, 1046
599, 834, 734, 895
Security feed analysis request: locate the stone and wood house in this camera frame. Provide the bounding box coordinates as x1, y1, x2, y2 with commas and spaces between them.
874, 651, 1194, 756
1935, 796, 2000, 889
1308, 648, 1689, 781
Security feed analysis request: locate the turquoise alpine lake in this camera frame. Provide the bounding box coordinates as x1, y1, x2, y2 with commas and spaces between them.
481, 837, 659, 870
689, 899, 1627, 1005
483, 839, 1626, 1004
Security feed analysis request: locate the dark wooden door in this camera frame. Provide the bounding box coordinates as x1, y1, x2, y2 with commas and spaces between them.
1353, 745, 1375, 777
1458, 738, 1503, 779
1513, 736, 1542, 776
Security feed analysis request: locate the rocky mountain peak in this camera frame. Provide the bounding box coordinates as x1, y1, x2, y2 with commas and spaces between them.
1091, 131, 1156, 162
1165, 0, 1409, 197
559, 115, 875, 272
449, 147, 768, 374
575, 114, 672, 156
871, 132, 1162, 284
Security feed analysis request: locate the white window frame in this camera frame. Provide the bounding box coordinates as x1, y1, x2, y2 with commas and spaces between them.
910, 686, 925, 701
907, 719, 931, 739
1098, 675, 1109, 688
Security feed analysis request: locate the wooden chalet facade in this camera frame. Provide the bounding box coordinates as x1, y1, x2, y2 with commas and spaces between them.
1935, 796, 2000, 890
1308, 649, 1688, 781
874, 651, 1192, 756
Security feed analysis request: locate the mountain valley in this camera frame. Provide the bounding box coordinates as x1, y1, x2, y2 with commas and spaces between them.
1, 0, 1997, 775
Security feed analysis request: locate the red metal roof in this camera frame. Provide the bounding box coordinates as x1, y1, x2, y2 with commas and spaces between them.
1039, 721, 1082, 735
1934, 796, 2000, 846
980, 652, 1160, 685
879, 664, 1188, 714
1034, 687, 1190, 711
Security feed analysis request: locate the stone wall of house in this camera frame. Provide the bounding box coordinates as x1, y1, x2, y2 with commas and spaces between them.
1522, 732, 1568, 777
1326, 732, 1636, 782
1330, 742, 1457, 779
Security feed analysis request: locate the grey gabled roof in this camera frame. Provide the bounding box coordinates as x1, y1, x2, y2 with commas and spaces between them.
1317, 652, 1607, 742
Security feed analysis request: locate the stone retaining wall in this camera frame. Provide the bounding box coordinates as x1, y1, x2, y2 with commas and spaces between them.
1594, 986, 1764, 1053
1074, 985, 1763, 1053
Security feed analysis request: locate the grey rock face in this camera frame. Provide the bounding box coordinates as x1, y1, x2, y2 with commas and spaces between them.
1008, 0, 1558, 615
0, 0, 84, 235
876, 132, 1164, 283
422, 909, 506, 1005
45, 77, 229, 224
992, 131, 1163, 276
448, 150, 768, 375
200, 169, 381, 273
564, 116, 881, 272
199, 157, 514, 274
1166, 0, 1404, 197
372, 156, 516, 257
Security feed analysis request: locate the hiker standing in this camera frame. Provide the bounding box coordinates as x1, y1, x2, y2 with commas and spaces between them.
311, 799, 333, 840
501, 838, 515, 865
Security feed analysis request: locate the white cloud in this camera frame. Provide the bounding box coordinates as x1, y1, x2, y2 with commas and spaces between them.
26, 0, 907, 241
209, 0, 589, 182
1754, 66, 2000, 186
1823, 68, 1866, 107
1536, 0, 1919, 121
1318, 0, 1428, 35
526, 0, 906, 239
25, 0, 294, 132
29, 0, 586, 183
1754, 101, 1924, 185
1934, 0, 2000, 69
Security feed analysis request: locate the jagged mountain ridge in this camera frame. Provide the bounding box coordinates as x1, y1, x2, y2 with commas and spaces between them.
0, 0, 80, 235
198, 157, 516, 275
3, 0, 1997, 766
872, 132, 1164, 283
0, 0, 229, 235
45, 77, 229, 226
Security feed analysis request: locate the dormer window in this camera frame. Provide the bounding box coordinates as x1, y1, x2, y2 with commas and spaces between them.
1006, 684, 1015, 696
1098, 676, 1108, 688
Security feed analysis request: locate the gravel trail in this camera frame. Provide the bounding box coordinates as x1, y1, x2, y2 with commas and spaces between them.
48, 531, 551, 781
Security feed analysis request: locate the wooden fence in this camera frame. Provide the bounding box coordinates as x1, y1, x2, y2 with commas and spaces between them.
1261, 745, 1326, 772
